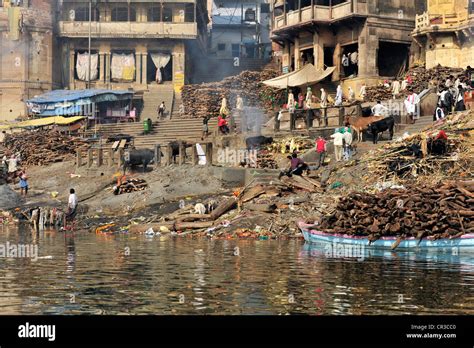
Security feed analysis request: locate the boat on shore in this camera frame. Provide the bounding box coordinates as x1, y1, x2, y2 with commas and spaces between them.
298, 221, 474, 250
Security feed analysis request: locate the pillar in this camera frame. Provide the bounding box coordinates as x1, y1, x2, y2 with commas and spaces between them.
69, 50, 75, 89
192, 146, 199, 165
142, 52, 147, 85
99, 53, 105, 83
135, 52, 141, 84
205, 143, 213, 165
76, 150, 82, 168
87, 149, 93, 168
97, 148, 103, 166
108, 149, 114, 167
154, 144, 161, 166
294, 37, 300, 70
166, 143, 173, 165
105, 52, 111, 84
313, 32, 323, 70
178, 141, 186, 165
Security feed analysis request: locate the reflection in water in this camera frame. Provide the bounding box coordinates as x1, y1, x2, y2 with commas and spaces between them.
0, 225, 472, 315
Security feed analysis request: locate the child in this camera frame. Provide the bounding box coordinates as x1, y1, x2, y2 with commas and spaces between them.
19, 170, 28, 196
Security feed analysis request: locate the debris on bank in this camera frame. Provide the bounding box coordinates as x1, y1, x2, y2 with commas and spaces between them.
112, 178, 148, 195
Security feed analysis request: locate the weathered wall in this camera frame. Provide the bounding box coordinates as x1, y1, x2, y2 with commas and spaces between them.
424, 34, 474, 69
0, 0, 57, 121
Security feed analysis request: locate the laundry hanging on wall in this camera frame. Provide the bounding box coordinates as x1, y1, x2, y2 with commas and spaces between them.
76, 52, 99, 81
111, 53, 136, 81
151, 53, 171, 83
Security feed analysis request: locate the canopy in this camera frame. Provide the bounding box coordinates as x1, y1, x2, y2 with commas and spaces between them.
0, 116, 86, 130
262, 64, 336, 89
27, 89, 132, 105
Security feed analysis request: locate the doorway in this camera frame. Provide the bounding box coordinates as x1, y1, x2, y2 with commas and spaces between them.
147, 53, 173, 84
377, 41, 409, 77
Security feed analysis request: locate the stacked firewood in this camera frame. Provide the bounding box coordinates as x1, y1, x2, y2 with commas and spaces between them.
113, 178, 148, 195
256, 150, 278, 169
181, 69, 284, 119
318, 181, 474, 242
364, 65, 466, 102
3, 130, 89, 166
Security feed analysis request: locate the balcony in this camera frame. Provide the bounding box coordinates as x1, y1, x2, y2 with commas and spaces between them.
57, 21, 198, 39
273, 1, 367, 31
415, 11, 471, 31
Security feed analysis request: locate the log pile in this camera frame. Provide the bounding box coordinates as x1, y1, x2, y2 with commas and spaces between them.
364, 65, 466, 102
181, 69, 284, 119
318, 181, 474, 243
256, 150, 278, 169
3, 130, 89, 166
113, 178, 148, 195
265, 135, 314, 154
363, 110, 473, 182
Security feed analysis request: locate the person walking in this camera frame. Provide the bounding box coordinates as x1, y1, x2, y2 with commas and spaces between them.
335, 85, 343, 106
315, 136, 327, 169
158, 101, 166, 119
218, 114, 229, 135
201, 115, 210, 140
65, 188, 78, 226
330, 128, 344, 162
343, 127, 353, 161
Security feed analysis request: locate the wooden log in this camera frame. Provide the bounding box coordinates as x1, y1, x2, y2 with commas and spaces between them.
175, 221, 214, 230
209, 197, 237, 220
243, 203, 276, 213
240, 184, 266, 203
128, 222, 176, 234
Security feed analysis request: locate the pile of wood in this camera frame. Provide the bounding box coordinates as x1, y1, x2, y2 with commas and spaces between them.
265, 135, 314, 154
113, 178, 148, 195
3, 130, 89, 166
318, 180, 474, 244
181, 69, 284, 119
364, 110, 473, 182
128, 174, 332, 239
364, 65, 466, 102
256, 150, 278, 169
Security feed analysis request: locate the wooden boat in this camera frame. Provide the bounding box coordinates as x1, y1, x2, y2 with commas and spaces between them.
299, 221, 474, 250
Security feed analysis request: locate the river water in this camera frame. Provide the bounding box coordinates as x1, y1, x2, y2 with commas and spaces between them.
0, 225, 473, 315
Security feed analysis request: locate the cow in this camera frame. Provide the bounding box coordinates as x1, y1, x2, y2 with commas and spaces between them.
245, 136, 273, 150
367, 116, 395, 144
344, 115, 384, 142
123, 148, 155, 172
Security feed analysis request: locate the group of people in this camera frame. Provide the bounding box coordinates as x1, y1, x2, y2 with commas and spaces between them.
1, 154, 29, 196
329, 127, 353, 162
341, 51, 359, 78
216, 95, 243, 135
434, 72, 472, 121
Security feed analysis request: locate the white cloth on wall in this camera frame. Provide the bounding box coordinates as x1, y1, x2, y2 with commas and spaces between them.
111, 53, 136, 81
76, 53, 98, 81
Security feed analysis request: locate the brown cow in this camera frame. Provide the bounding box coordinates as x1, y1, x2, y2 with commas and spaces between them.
344, 115, 384, 142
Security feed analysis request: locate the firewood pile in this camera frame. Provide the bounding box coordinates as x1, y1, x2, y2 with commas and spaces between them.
3, 130, 89, 166
181, 69, 284, 119
318, 180, 474, 244
126, 174, 334, 239
363, 110, 474, 182
265, 136, 314, 154
256, 150, 278, 169
113, 178, 148, 195
364, 65, 466, 102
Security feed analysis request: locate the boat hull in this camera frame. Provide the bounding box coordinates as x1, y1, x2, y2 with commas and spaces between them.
299, 222, 474, 250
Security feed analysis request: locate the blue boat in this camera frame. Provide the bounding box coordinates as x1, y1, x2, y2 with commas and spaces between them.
298, 221, 474, 250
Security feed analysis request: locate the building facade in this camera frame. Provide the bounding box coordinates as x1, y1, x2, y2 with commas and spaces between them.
210, 0, 271, 59
270, 0, 426, 94
412, 0, 473, 69
57, 0, 209, 94
0, 0, 59, 121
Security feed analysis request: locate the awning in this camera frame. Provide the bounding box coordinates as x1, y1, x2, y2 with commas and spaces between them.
262, 64, 336, 89
1, 116, 86, 130
27, 89, 133, 105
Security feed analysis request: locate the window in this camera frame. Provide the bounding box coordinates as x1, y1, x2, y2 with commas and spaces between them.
163, 6, 172, 22
72, 7, 99, 21
185, 3, 194, 22
218, 43, 226, 51
111, 7, 136, 22
231, 44, 240, 57
148, 6, 161, 22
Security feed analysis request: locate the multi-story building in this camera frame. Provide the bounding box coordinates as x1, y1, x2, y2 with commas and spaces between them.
57, 0, 209, 95
412, 0, 473, 69
210, 0, 271, 59
269, 0, 426, 94
0, 0, 59, 121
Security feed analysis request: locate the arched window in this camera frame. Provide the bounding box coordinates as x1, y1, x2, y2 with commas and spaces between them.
147, 6, 161, 22
111, 7, 136, 22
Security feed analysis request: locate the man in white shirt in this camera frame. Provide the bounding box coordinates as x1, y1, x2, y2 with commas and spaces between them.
371, 101, 388, 117
343, 127, 353, 160
330, 129, 344, 162
66, 188, 78, 224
